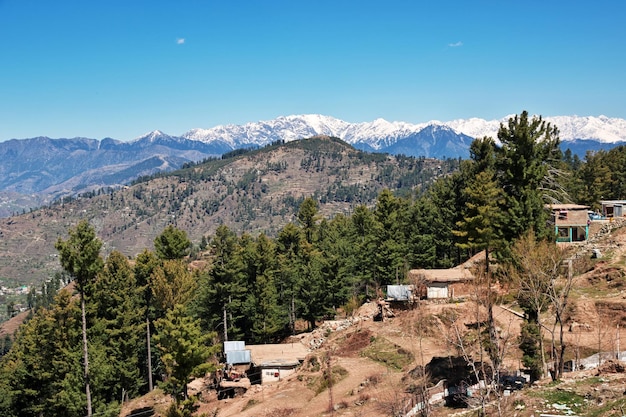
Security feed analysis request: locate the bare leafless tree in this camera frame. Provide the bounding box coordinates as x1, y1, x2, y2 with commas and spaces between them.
510, 230, 570, 381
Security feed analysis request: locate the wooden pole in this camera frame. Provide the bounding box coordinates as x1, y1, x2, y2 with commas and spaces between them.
327, 350, 334, 416
223, 305, 228, 342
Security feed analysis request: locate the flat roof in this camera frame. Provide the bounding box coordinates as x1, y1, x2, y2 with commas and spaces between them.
546, 204, 589, 210
554, 208, 589, 226
247, 343, 309, 367
408, 267, 474, 283
601, 200, 626, 205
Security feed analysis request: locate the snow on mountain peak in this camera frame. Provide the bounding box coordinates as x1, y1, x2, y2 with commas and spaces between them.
179, 114, 626, 152
131, 130, 168, 143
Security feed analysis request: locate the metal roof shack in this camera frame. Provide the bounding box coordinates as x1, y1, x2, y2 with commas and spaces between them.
386, 284, 415, 301
601, 200, 626, 218
224, 341, 251, 365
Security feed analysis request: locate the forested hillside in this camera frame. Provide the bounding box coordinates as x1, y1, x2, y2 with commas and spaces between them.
4, 113, 626, 416
0, 136, 459, 291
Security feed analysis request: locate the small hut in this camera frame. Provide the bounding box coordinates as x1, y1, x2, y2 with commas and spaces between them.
247, 343, 309, 384
601, 200, 626, 218
548, 203, 590, 243
408, 268, 474, 299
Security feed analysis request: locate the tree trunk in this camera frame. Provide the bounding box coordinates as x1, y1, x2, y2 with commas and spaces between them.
81, 293, 92, 417
537, 308, 546, 379
291, 295, 296, 335
147, 316, 153, 391
485, 249, 500, 376
557, 321, 566, 380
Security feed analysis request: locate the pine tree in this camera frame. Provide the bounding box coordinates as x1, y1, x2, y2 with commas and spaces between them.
194, 225, 247, 340
91, 250, 144, 400
316, 216, 356, 310
3, 290, 84, 417
372, 189, 408, 285
348, 205, 378, 296
134, 249, 160, 392
454, 169, 504, 267
154, 304, 218, 400
154, 225, 191, 261
297, 246, 332, 330
496, 111, 562, 245
245, 234, 286, 343
424, 175, 464, 267
55, 220, 104, 417
297, 197, 320, 244
403, 196, 438, 268
276, 222, 304, 334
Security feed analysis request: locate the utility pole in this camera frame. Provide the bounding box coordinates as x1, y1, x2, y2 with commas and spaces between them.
223, 304, 228, 342
327, 349, 334, 416
617, 324, 620, 360
147, 318, 153, 391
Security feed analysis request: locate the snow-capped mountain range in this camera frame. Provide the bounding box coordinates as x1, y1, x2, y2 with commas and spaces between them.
1, 113, 625, 215
174, 114, 626, 153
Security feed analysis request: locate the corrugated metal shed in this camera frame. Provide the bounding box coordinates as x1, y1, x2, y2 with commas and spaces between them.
224, 341, 246, 352
226, 349, 251, 365
386, 285, 414, 301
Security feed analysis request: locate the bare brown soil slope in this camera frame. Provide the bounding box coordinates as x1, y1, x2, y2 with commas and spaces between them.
119, 220, 626, 417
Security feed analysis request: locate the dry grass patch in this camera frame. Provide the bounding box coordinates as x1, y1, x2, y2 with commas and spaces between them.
361, 336, 414, 371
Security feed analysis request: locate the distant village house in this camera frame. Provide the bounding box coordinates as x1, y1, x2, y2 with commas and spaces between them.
548, 203, 590, 243
247, 343, 309, 384
407, 267, 475, 300
601, 200, 626, 218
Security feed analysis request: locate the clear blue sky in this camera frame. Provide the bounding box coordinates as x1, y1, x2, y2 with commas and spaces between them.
1, 0, 625, 141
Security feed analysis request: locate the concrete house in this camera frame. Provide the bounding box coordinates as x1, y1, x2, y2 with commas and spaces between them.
407, 251, 485, 300
407, 267, 475, 299
548, 204, 590, 243
247, 343, 309, 384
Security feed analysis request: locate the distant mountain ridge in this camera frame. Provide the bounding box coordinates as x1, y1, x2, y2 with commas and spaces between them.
0, 134, 226, 194
0, 136, 459, 285
1, 113, 625, 216
179, 114, 626, 150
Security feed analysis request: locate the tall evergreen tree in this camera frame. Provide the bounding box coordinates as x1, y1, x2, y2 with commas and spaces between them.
372, 189, 408, 285
495, 111, 562, 245
574, 150, 612, 207
424, 174, 464, 267
297, 197, 320, 244
194, 225, 247, 340
276, 222, 305, 333
247, 234, 285, 342
91, 250, 144, 400
297, 244, 332, 330
348, 205, 378, 296
2, 290, 84, 417
55, 220, 104, 417
154, 225, 192, 261
151, 260, 197, 314
404, 196, 438, 268
454, 169, 504, 267
154, 304, 218, 401
134, 249, 160, 392
316, 216, 356, 310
